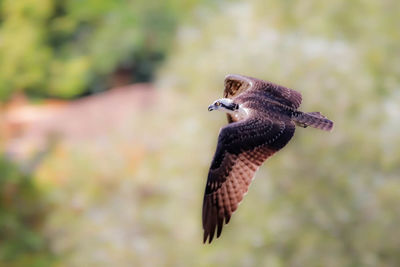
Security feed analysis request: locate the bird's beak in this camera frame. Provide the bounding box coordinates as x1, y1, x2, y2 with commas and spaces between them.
208, 105, 214, 111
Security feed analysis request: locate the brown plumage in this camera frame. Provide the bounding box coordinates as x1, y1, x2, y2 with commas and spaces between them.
203, 74, 333, 243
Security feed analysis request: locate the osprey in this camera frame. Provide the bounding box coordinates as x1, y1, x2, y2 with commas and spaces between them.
203, 74, 333, 243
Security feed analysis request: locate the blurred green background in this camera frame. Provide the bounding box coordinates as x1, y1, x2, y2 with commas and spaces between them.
1, 0, 400, 266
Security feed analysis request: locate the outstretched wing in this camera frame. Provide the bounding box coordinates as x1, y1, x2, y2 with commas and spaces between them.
202, 115, 295, 243
223, 74, 302, 123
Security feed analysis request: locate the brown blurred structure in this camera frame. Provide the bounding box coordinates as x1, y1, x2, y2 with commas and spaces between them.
1, 84, 156, 163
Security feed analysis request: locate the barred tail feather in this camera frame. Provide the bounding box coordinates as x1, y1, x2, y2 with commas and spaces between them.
293, 111, 334, 131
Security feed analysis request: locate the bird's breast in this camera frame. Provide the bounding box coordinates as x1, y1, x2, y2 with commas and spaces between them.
231, 105, 250, 121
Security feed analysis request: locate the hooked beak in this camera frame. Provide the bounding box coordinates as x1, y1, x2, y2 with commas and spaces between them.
208, 105, 214, 111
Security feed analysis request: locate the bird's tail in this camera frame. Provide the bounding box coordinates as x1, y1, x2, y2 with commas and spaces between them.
293, 111, 334, 131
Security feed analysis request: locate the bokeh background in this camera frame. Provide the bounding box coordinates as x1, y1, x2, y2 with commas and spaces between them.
1, 0, 400, 266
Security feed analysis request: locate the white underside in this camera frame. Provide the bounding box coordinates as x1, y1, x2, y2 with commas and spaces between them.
227, 105, 249, 121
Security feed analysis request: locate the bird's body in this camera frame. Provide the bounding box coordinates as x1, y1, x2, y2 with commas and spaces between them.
203, 74, 333, 243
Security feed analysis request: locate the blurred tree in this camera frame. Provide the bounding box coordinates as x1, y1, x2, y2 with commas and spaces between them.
0, 154, 54, 266
0, 0, 208, 100
3, 0, 400, 266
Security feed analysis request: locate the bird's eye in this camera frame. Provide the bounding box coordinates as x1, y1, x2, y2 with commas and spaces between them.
215, 102, 220, 106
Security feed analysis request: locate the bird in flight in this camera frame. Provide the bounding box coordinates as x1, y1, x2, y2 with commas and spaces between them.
203, 74, 333, 243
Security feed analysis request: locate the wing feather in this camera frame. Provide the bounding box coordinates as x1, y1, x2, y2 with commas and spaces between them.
202, 116, 295, 243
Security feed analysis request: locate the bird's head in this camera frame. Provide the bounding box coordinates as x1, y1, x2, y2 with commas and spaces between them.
208, 98, 239, 112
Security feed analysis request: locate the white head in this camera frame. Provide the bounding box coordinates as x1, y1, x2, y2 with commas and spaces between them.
208, 98, 239, 112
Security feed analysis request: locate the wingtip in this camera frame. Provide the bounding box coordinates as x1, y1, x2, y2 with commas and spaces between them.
203, 231, 213, 244
203, 231, 216, 244
216, 217, 223, 238
208, 232, 214, 243
224, 73, 236, 80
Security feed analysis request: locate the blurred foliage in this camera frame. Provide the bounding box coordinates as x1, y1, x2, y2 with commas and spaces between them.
0, 154, 54, 266
155, 0, 400, 266
0, 0, 209, 100
2, 0, 400, 266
